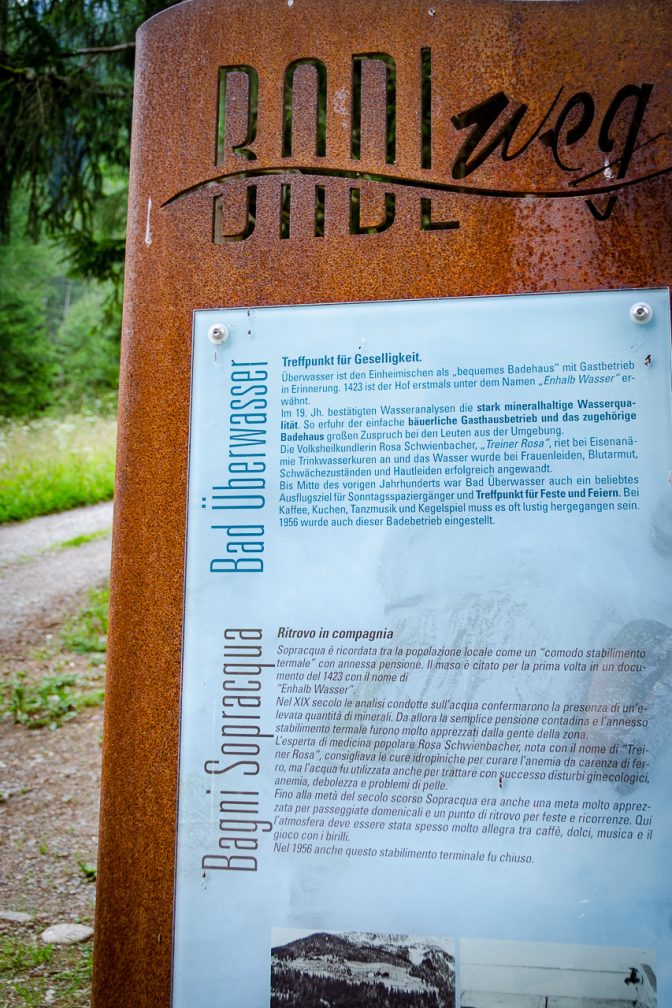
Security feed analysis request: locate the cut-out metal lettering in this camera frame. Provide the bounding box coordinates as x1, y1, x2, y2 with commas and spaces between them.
177, 50, 670, 241
451, 88, 564, 179
421, 47, 432, 170
314, 184, 325, 238
349, 188, 395, 234
213, 186, 256, 242
216, 65, 259, 163
351, 52, 396, 165
420, 197, 459, 232
279, 183, 291, 239
281, 59, 327, 158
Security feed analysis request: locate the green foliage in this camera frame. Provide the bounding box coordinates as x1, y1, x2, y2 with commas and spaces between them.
0, 0, 177, 418
0, 219, 61, 416
0, 937, 52, 974
52, 943, 94, 1005
3, 667, 104, 729
1, 0, 179, 273
77, 859, 97, 882
0, 286, 54, 416
0, 585, 108, 727
60, 584, 109, 654
0, 413, 116, 521
0, 195, 121, 416
0, 932, 93, 1007
52, 281, 121, 407
57, 528, 111, 549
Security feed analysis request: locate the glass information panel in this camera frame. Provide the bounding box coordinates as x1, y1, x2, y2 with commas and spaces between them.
173, 289, 671, 1008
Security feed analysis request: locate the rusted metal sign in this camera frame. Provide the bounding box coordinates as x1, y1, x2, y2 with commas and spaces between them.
93, 1, 672, 1005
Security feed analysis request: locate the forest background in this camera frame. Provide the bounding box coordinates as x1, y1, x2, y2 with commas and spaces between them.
1, 0, 179, 521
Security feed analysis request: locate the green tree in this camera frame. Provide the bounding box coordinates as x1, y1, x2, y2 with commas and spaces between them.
0, 0, 178, 280
53, 280, 120, 408
0, 201, 127, 415
0, 211, 61, 415
0, 0, 178, 415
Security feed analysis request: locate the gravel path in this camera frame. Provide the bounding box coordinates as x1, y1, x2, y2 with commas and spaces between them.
0, 703, 103, 920
0, 502, 114, 651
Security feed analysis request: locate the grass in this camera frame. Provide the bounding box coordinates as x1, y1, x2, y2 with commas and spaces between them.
0, 932, 93, 1007
6, 529, 112, 572
57, 528, 111, 550
4, 670, 105, 730
0, 937, 52, 974
60, 585, 108, 654
0, 413, 116, 523
0, 585, 108, 730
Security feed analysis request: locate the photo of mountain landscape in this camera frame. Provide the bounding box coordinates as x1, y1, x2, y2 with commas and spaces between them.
270, 930, 456, 1008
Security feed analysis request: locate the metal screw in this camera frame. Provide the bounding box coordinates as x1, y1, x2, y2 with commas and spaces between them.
629, 302, 653, 325
208, 323, 230, 344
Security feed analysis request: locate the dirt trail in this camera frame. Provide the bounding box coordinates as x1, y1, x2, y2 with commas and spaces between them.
0, 502, 114, 934
0, 704, 103, 920
0, 501, 113, 650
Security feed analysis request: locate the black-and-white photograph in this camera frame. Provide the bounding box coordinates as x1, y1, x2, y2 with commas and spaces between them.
270, 929, 456, 1008
460, 937, 656, 1007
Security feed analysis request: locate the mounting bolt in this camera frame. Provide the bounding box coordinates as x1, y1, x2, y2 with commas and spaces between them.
208, 323, 230, 344
629, 302, 653, 325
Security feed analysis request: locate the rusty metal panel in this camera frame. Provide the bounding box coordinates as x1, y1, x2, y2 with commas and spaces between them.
93, 1, 672, 1005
